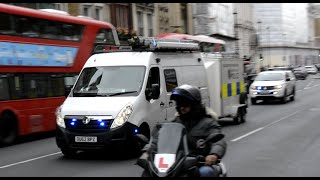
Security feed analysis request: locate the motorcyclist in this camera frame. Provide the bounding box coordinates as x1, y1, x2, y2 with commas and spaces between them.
140, 84, 227, 177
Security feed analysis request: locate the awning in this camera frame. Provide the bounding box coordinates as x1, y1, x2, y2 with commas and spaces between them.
186, 35, 226, 44
154, 33, 193, 39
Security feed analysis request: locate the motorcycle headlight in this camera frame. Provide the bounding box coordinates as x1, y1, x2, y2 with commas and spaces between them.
111, 104, 133, 129
56, 106, 65, 128
274, 84, 283, 89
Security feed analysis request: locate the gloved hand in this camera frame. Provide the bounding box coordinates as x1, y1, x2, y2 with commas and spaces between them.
205, 154, 218, 165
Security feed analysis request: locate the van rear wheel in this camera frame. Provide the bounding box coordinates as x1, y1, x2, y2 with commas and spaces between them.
239, 107, 246, 123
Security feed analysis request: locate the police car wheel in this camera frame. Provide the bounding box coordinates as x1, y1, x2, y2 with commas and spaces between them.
280, 90, 287, 104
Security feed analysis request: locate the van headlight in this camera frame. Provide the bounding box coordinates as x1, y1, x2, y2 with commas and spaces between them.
274, 84, 283, 89
111, 104, 133, 129
56, 106, 65, 128
250, 85, 256, 90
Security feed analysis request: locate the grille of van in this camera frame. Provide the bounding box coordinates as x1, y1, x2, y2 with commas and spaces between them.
64, 115, 113, 133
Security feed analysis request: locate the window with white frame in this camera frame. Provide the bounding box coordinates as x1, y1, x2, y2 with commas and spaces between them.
137, 11, 144, 36
147, 14, 153, 36
83, 5, 91, 17
55, 3, 61, 10
95, 7, 102, 20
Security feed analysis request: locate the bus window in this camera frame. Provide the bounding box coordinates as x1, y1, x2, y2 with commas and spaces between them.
41, 20, 59, 39
0, 12, 15, 35
50, 75, 65, 97
0, 76, 10, 100
95, 28, 116, 45
18, 17, 40, 38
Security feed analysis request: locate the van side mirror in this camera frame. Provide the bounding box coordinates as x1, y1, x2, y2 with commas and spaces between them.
286, 77, 290, 81
145, 84, 160, 101
151, 84, 160, 99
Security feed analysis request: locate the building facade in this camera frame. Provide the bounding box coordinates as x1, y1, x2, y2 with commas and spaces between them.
254, 3, 320, 67
233, 3, 256, 60
192, 3, 237, 53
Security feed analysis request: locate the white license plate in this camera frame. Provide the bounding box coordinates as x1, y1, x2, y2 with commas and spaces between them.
75, 136, 97, 143
259, 91, 269, 95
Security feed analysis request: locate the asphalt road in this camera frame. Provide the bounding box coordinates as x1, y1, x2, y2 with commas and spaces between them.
1, 74, 320, 177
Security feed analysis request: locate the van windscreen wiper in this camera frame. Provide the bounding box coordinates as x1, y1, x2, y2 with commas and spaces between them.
108, 91, 138, 97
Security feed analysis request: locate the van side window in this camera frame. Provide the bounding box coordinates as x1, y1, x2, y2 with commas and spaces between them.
164, 69, 178, 92
145, 67, 160, 100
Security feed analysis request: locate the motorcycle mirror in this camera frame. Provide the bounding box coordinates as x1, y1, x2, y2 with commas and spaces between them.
135, 134, 149, 144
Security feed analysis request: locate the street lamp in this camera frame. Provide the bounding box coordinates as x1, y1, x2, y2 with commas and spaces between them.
257, 21, 263, 71
233, 11, 239, 57
282, 33, 287, 66
266, 27, 270, 67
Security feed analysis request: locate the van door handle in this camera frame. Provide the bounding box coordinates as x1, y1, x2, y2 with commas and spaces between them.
160, 102, 165, 107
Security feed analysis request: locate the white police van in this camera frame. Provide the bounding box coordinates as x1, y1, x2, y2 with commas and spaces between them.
55, 37, 247, 157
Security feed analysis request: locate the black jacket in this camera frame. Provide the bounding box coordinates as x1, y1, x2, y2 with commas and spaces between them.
142, 107, 227, 159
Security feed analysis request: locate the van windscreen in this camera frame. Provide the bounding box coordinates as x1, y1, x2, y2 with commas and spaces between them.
72, 66, 146, 97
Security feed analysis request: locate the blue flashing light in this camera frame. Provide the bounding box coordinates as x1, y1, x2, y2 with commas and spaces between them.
100, 122, 105, 126
72, 118, 77, 121
134, 128, 138, 134
71, 122, 75, 126
257, 86, 262, 90
98, 119, 102, 122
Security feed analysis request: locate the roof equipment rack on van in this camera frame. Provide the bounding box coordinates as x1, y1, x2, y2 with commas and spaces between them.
92, 36, 200, 54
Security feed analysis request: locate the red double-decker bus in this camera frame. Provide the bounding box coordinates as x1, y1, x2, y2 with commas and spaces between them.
0, 3, 120, 146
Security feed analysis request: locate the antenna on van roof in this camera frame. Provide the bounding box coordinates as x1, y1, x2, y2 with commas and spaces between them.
128, 36, 200, 52
92, 37, 200, 54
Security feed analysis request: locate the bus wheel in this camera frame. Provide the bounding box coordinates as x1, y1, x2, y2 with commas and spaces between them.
0, 113, 18, 147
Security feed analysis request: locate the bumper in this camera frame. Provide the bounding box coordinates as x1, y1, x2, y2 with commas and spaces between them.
294, 74, 306, 79
56, 122, 139, 151
249, 88, 285, 99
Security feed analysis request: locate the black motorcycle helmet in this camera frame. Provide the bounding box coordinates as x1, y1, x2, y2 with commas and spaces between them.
170, 84, 206, 122
170, 84, 202, 106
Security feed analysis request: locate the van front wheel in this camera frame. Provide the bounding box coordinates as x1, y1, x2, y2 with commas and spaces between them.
61, 147, 78, 158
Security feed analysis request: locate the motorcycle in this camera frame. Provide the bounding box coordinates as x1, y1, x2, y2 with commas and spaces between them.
135, 122, 227, 177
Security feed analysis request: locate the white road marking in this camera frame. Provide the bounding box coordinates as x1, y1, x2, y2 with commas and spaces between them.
231, 127, 264, 142
231, 109, 303, 142
0, 152, 61, 169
